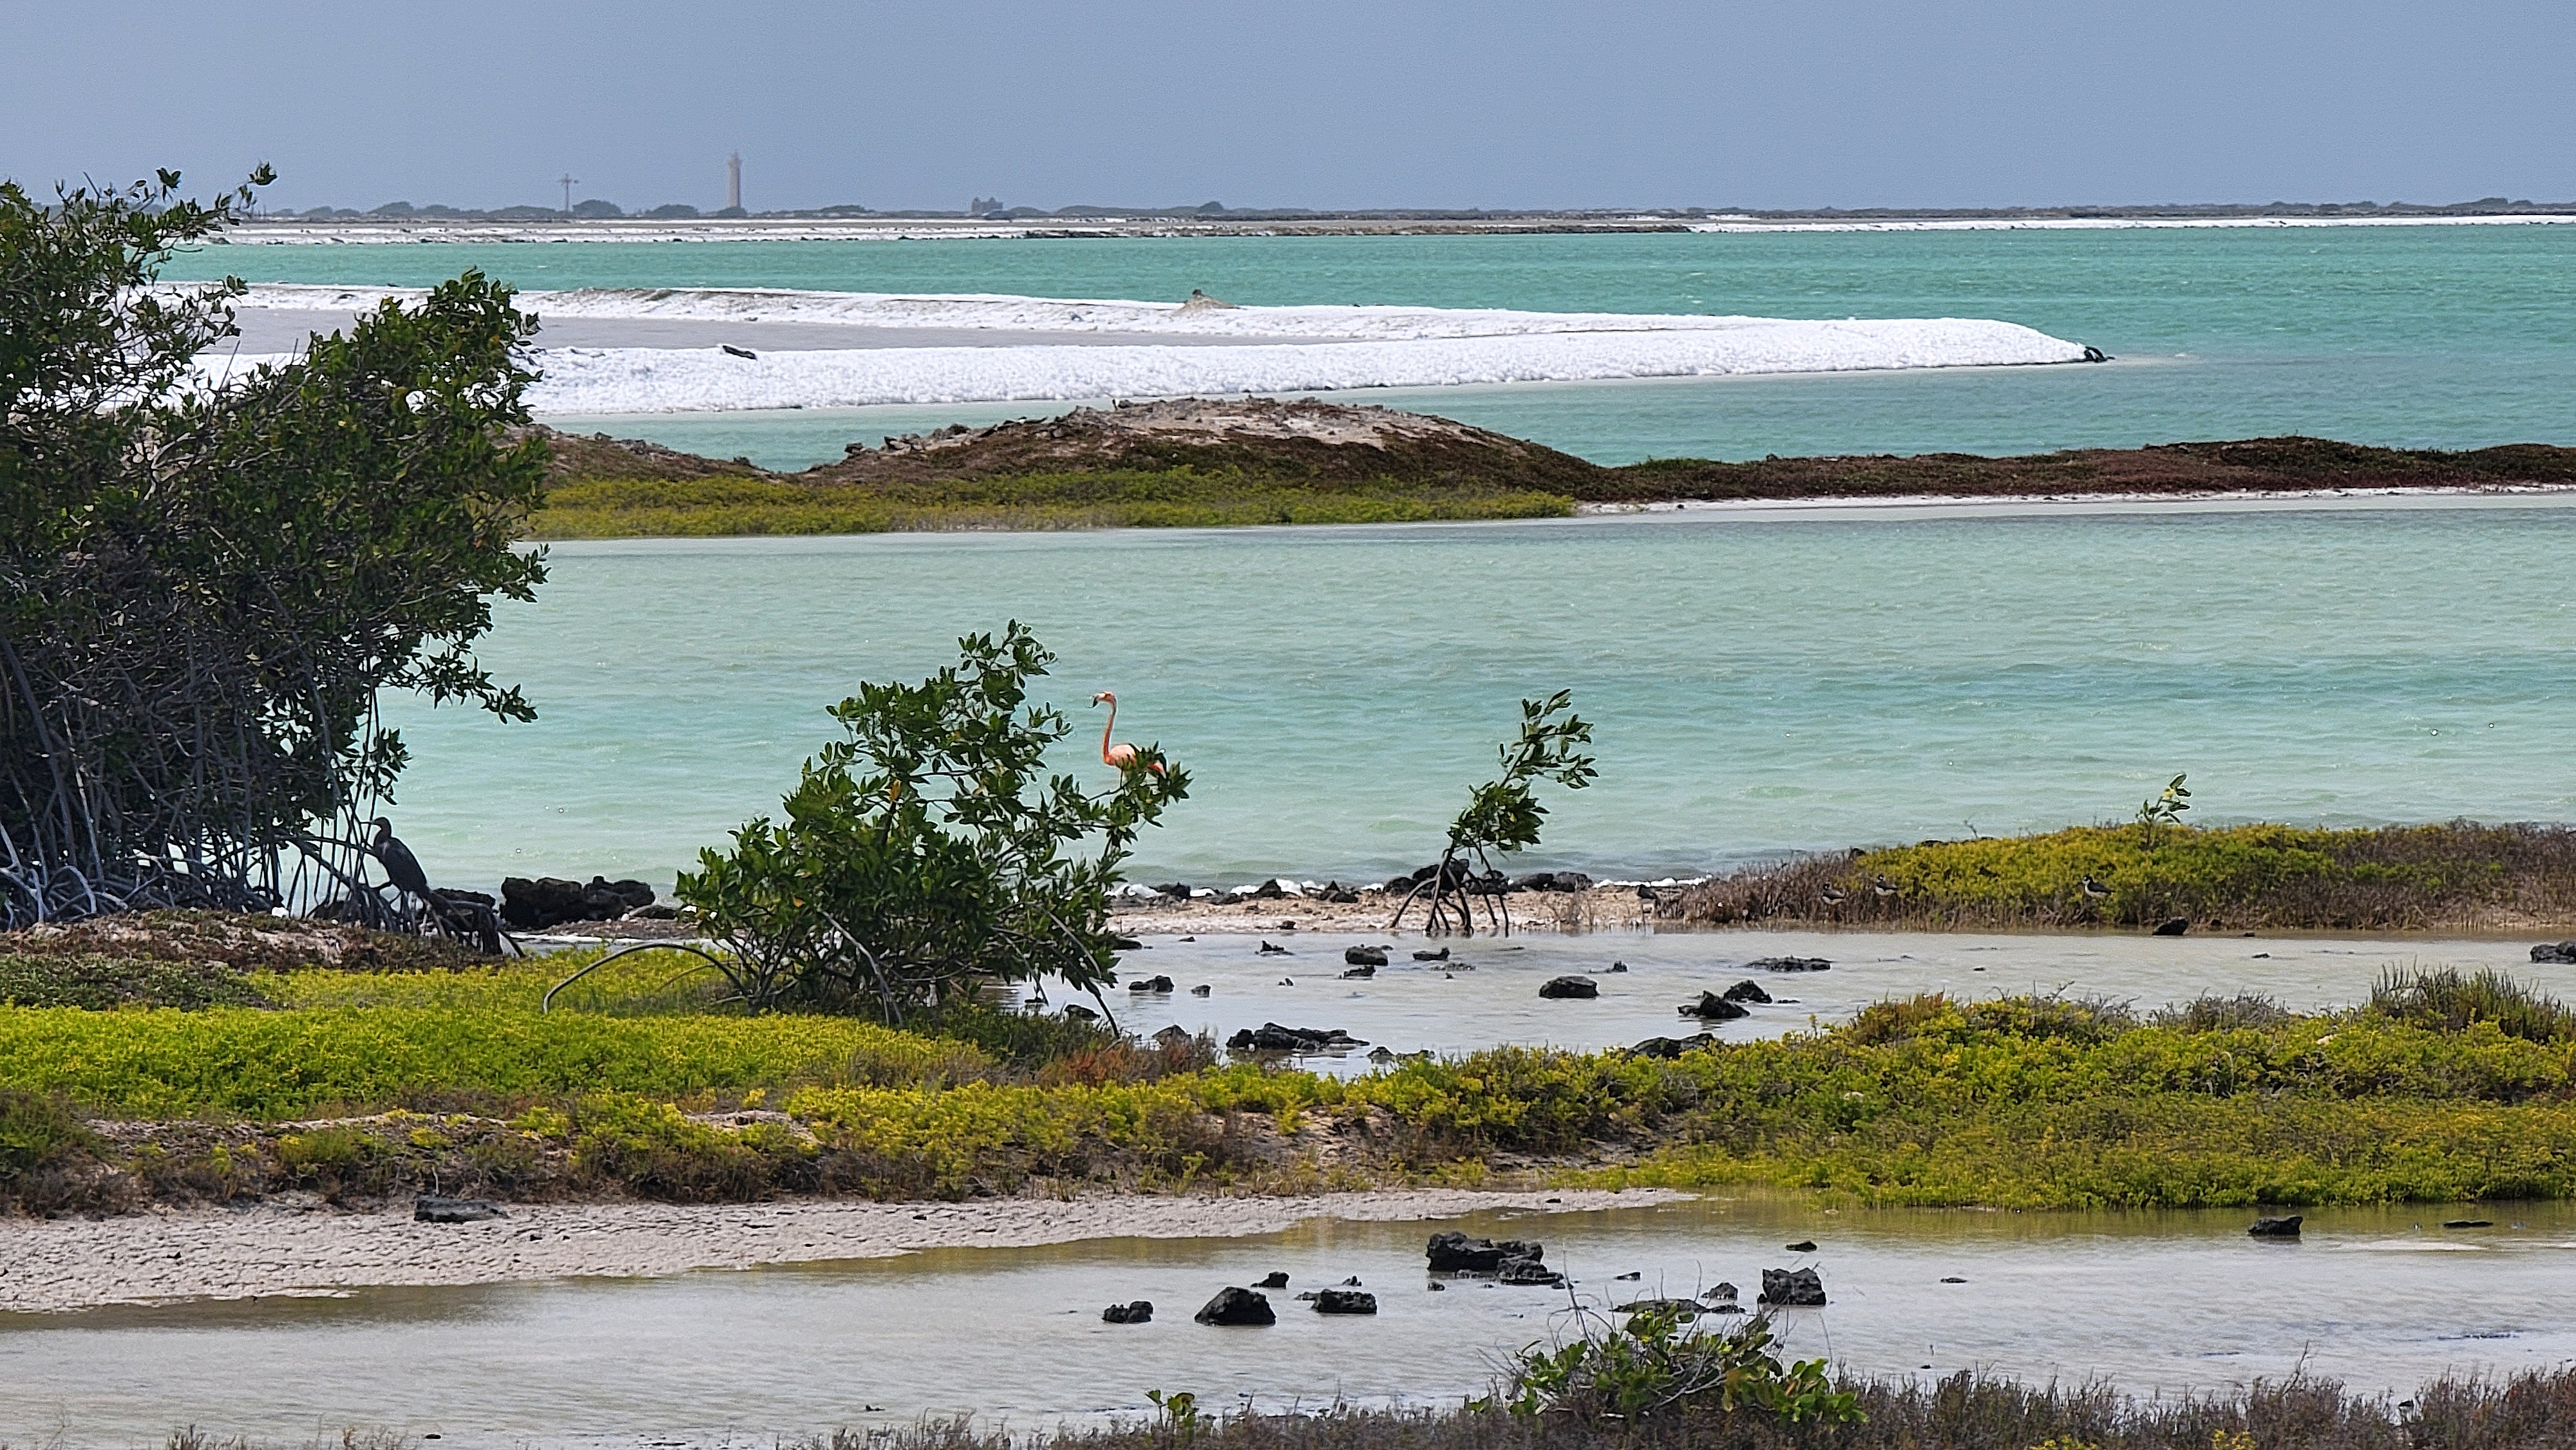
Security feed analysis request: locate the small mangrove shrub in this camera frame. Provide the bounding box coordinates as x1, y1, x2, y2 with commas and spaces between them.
1393, 690, 1595, 936
677, 623, 1188, 1015
1502, 1307, 1862, 1424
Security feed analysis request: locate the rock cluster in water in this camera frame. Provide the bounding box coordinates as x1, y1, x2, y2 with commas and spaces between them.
500, 875, 658, 929
1227, 1022, 1367, 1053
1426, 1231, 1565, 1286
1758, 1266, 1828, 1305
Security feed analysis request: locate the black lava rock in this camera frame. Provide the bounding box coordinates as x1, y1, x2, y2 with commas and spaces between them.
1312, 1288, 1378, 1314
1747, 956, 1832, 973
1721, 979, 1773, 1004
1195, 1286, 1276, 1325
1680, 990, 1748, 1021
1758, 1267, 1827, 1306
2248, 1216, 2304, 1238
1226, 1022, 1367, 1053
2152, 917, 2190, 936
1102, 1301, 1154, 1323
1343, 946, 1389, 968
2533, 941, 2576, 964
1627, 1034, 1716, 1059
1126, 975, 1176, 993
1426, 1230, 1540, 1272
1254, 1271, 1289, 1289
1539, 975, 1600, 999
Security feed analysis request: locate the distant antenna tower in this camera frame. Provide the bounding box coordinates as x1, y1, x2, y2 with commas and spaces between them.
559, 173, 579, 217
726, 152, 742, 212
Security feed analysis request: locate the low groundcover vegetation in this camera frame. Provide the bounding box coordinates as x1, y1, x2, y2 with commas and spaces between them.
6, 921, 2576, 1218
1680, 821, 2576, 931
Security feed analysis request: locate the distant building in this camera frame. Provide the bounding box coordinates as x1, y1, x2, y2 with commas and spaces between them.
726, 153, 742, 212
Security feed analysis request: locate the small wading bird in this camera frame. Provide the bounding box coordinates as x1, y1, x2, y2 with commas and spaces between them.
1818, 884, 1849, 906
1090, 691, 1165, 773
2081, 875, 2114, 900
1870, 875, 1899, 898
370, 816, 432, 912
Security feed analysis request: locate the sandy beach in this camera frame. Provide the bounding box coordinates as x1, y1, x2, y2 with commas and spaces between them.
0, 1187, 1680, 1315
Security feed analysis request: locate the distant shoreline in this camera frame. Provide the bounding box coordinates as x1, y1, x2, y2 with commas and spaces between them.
214, 209, 2576, 245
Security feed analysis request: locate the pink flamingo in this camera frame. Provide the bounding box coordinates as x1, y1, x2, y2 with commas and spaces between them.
1091, 691, 1164, 773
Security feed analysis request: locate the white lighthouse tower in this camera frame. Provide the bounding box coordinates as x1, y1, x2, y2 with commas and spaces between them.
725, 153, 743, 213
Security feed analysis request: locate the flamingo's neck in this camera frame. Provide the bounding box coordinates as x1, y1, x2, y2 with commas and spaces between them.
1099, 697, 1117, 762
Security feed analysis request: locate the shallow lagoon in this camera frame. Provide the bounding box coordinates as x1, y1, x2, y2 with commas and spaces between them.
10, 1194, 2573, 1448
383, 497, 2576, 895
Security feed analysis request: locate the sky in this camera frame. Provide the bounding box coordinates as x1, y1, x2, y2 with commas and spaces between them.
7, 0, 2572, 214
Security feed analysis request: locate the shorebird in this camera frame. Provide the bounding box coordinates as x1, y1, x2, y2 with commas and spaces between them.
1090, 691, 1166, 774
369, 818, 431, 910
2080, 876, 2114, 899
1870, 876, 1899, 898
1819, 884, 1849, 906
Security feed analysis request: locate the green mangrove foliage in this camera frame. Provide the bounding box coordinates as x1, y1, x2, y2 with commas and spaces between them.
677, 625, 1188, 1015
1680, 820, 2576, 930
1394, 691, 1597, 935
0, 165, 547, 928
1502, 1310, 1861, 1425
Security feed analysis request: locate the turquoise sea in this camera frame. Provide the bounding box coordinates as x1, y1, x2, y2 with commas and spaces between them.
175, 228, 2576, 890
174, 225, 2576, 465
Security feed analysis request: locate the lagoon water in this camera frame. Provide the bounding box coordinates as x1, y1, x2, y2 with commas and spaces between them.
383, 497, 2576, 894
169, 227, 2576, 890
173, 225, 2576, 464
12, 1195, 2576, 1447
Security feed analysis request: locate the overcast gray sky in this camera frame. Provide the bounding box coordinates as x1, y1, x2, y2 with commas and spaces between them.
8, 1, 2571, 213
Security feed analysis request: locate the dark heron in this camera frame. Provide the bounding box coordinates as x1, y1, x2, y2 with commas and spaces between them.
370, 816, 432, 904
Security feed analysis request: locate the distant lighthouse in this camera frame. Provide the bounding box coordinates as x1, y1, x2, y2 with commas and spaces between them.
725, 152, 742, 212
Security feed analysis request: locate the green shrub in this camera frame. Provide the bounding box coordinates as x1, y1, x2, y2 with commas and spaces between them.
678, 625, 1187, 1015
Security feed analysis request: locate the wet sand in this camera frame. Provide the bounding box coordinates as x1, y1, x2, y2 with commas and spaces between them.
0, 1187, 1675, 1315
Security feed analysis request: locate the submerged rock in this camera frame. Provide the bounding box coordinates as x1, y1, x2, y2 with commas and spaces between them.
2247, 1216, 2303, 1238
1343, 945, 1389, 968
1312, 1288, 1378, 1314
1102, 1300, 1153, 1323
1616, 1297, 1706, 1318
1627, 1033, 1715, 1059
1126, 975, 1175, 993
2152, 917, 2190, 936
1227, 1022, 1366, 1053
1758, 1267, 1827, 1306
1426, 1230, 1544, 1273
2533, 941, 2576, 964
1680, 990, 1748, 1020
1254, 1271, 1289, 1289
1539, 975, 1600, 999
415, 1195, 506, 1223
1413, 947, 1450, 961
1721, 979, 1773, 1004
1747, 956, 1832, 973
1195, 1286, 1275, 1325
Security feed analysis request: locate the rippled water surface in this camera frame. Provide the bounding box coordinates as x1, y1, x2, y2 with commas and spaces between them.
383, 498, 2576, 892
11, 1196, 2575, 1447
